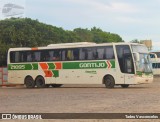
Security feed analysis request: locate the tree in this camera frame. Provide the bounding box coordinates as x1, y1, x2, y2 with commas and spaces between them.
130, 39, 140, 43
0, 18, 124, 66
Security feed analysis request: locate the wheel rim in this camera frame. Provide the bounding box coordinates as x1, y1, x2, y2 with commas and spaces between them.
27, 81, 32, 87
105, 76, 115, 88
25, 77, 35, 88
38, 79, 43, 86
106, 79, 111, 86
36, 77, 45, 88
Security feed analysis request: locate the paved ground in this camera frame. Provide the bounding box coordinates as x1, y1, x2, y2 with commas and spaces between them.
0, 76, 160, 122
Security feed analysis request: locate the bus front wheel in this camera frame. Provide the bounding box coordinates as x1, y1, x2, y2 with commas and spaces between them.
104, 76, 115, 88
25, 76, 35, 88
35, 76, 46, 88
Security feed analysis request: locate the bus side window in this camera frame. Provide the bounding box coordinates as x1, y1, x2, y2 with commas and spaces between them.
93, 49, 98, 59
33, 52, 41, 62
96, 48, 105, 60
61, 50, 66, 61
67, 50, 73, 60
10, 52, 15, 63
27, 52, 32, 62
40, 50, 50, 61
73, 49, 79, 60
79, 48, 95, 60
53, 50, 61, 61
105, 46, 115, 59
150, 54, 155, 58
14, 52, 20, 63
152, 63, 157, 69
31, 53, 36, 62
84, 48, 94, 60
157, 53, 160, 58
86, 49, 90, 60
48, 50, 54, 61
79, 48, 85, 60
21, 51, 27, 62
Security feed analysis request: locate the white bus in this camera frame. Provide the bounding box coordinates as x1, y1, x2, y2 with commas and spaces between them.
150, 51, 160, 75
7, 42, 153, 88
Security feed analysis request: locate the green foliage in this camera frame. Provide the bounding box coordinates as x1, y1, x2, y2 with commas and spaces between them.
130, 39, 140, 43
0, 18, 123, 66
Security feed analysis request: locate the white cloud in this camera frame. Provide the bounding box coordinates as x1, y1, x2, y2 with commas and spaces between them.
116, 17, 142, 24
153, 41, 160, 46
95, 2, 139, 13
65, 0, 139, 14
152, 41, 160, 50
24, 0, 160, 50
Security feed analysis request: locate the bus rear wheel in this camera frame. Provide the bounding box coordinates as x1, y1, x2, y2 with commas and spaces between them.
121, 84, 129, 88
36, 76, 46, 88
104, 76, 115, 88
25, 76, 35, 88
51, 84, 63, 88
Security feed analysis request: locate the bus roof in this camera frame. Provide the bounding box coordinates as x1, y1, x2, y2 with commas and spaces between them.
8, 42, 146, 51
47, 42, 96, 47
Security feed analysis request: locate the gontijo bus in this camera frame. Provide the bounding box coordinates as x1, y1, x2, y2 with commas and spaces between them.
7, 42, 153, 88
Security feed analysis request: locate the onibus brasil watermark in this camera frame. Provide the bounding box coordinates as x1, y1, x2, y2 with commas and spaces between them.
1, 113, 160, 119
1, 114, 42, 120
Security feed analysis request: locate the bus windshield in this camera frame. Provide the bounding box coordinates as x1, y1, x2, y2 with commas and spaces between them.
137, 53, 152, 73
131, 45, 152, 73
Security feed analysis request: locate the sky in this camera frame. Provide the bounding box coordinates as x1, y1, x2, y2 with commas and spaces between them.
0, 0, 160, 50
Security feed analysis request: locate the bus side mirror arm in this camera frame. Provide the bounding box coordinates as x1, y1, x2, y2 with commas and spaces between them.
132, 52, 140, 62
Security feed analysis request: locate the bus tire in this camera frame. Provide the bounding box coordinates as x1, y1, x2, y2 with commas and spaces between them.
51, 84, 63, 88
24, 76, 35, 88
35, 76, 45, 88
104, 75, 115, 88
121, 84, 129, 88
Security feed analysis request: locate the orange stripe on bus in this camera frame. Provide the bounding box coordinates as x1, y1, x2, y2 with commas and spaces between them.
31, 47, 38, 50
44, 70, 53, 77
55, 62, 62, 70
40, 63, 48, 70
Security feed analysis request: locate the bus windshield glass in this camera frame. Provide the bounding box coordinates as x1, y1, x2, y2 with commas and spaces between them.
131, 45, 152, 73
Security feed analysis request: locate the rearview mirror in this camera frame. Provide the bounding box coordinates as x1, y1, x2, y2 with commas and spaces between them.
133, 52, 140, 62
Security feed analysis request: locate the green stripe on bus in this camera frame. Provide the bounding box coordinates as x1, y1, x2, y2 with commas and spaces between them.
63, 60, 115, 69
8, 63, 38, 70
48, 63, 55, 69
52, 70, 59, 77
32, 63, 38, 70
110, 61, 115, 68
8, 60, 115, 70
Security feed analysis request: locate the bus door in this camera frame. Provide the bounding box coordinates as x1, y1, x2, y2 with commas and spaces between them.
116, 45, 135, 84
123, 53, 135, 84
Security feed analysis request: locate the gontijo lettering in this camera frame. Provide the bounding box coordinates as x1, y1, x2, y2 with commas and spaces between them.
79, 63, 105, 68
